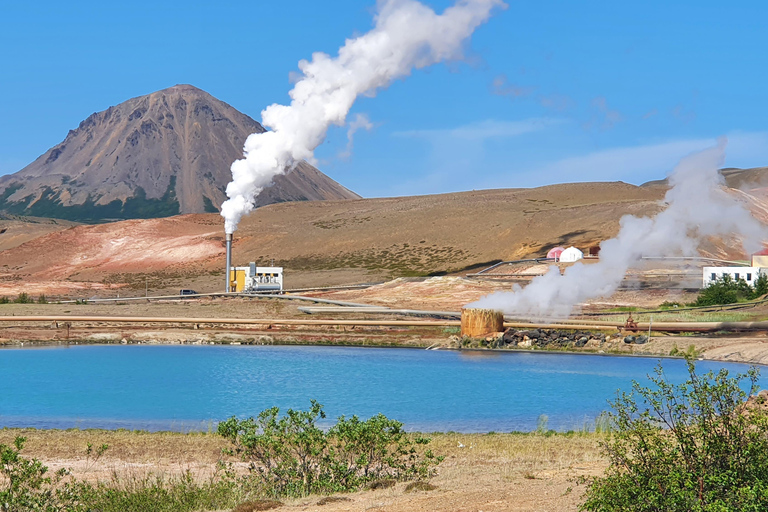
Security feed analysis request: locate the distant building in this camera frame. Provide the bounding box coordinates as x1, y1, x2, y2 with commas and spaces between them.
702, 266, 762, 288
752, 248, 768, 267
559, 246, 584, 263
547, 247, 565, 261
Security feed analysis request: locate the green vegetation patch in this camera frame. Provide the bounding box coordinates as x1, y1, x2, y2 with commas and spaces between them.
218, 400, 442, 498
581, 361, 768, 511
0, 177, 180, 222
691, 272, 768, 306
0, 404, 442, 510
202, 195, 219, 213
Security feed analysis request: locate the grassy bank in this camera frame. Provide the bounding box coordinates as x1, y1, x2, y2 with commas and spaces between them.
0, 428, 605, 512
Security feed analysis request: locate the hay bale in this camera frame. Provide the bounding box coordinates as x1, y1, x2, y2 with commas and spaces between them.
461, 308, 503, 337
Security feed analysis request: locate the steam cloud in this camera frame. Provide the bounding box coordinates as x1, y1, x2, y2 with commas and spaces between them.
468, 139, 768, 319
221, 0, 505, 233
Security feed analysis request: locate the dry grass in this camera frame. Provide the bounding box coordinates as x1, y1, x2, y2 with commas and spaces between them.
0, 429, 608, 512
429, 432, 604, 478
0, 429, 226, 464
0, 429, 605, 479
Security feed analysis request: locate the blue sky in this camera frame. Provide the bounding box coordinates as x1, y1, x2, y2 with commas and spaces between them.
1, 0, 767, 198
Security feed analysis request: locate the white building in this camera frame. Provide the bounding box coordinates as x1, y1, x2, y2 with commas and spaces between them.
559, 246, 584, 263
230, 263, 284, 293
702, 266, 763, 288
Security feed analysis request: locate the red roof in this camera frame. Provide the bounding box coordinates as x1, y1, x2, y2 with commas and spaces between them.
754, 248, 768, 256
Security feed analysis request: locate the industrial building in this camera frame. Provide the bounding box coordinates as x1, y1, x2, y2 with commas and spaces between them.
702, 266, 763, 288
229, 263, 284, 293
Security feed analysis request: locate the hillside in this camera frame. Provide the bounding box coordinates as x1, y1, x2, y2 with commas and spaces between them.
0, 214, 78, 253
0, 182, 671, 295
0, 85, 359, 221
3, 172, 767, 297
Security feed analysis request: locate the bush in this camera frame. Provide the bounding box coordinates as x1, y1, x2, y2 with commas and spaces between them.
13, 292, 34, 304
217, 401, 442, 498
754, 272, 768, 297
0, 436, 246, 512
0, 436, 67, 510
36, 294, 48, 304
580, 360, 768, 511
691, 274, 760, 306
0, 296, 8, 304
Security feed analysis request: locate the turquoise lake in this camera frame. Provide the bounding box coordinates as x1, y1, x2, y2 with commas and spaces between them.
0, 345, 761, 432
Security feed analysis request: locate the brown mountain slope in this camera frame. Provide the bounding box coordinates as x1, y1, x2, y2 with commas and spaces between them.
0, 182, 676, 295
0, 215, 78, 253
4, 178, 767, 297
0, 84, 359, 221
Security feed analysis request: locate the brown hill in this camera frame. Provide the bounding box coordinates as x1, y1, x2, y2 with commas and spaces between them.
4, 178, 767, 298
0, 182, 676, 295
0, 84, 359, 221
0, 215, 78, 253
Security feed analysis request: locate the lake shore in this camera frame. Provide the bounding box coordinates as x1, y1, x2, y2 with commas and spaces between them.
4, 331, 768, 367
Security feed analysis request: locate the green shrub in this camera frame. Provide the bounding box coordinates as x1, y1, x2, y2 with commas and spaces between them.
13, 292, 34, 304
580, 361, 768, 511
0, 436, 247, 512
0, 296, 8, 304
217, 401, 442, 498
0, 436, 67, 510
690, 273, 765, 306
36, 294, 48, 304
754, 272, 768, 297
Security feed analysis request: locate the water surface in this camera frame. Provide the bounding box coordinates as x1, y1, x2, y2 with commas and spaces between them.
0, 345, 760, 432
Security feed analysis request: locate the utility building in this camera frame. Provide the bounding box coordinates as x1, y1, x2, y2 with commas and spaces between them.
229, 263, 284, 293
702, 267, 762, 288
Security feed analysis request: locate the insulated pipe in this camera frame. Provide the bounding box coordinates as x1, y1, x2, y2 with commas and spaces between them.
0, 315, 461, 327
225, 233, 233, 293
0, 315, 759, 332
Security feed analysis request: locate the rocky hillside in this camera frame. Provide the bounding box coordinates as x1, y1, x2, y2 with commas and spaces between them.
0, 85, 359, 222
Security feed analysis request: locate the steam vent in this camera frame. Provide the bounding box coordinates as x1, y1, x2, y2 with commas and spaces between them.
461, 308, 504, 337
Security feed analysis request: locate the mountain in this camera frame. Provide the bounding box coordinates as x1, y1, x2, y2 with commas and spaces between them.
0, 84, 359, 222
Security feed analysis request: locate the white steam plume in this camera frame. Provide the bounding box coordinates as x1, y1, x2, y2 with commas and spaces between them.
339, 114, 374, 160
467, 139, 768, 319
221, 0, 506, 233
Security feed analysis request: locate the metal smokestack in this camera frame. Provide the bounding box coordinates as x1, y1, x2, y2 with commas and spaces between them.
225, 233, 233, 293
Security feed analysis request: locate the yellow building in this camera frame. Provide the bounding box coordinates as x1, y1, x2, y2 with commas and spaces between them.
752, 249, 768, 268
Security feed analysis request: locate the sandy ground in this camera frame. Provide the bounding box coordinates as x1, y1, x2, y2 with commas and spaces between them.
0, 430, 605, 512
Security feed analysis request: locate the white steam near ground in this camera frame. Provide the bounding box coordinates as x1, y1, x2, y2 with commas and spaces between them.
221, 0, 506, 234
467, 139, 768, 319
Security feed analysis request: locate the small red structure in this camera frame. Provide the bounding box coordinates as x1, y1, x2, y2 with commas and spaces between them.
547, 247, 565, 261
587, 245, 601, 258
752, 248, 768, 267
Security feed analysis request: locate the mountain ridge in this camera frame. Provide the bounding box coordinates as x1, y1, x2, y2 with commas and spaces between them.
0, 84, 359, 222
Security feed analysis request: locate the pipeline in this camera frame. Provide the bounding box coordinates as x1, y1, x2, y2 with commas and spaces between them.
298, 306, 461, 318
0, 315, 460, 327
2, 315, 768, 333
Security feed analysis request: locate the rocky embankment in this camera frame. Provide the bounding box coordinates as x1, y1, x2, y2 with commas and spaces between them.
457, 328, 650, 350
